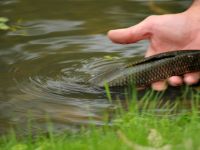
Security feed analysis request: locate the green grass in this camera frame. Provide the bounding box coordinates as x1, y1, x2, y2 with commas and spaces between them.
0, 87, 200, 150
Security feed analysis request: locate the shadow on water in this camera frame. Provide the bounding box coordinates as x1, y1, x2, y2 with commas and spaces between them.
0, 0, 195, 135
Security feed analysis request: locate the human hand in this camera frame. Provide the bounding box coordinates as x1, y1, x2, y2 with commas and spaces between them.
108, 11, 200, 91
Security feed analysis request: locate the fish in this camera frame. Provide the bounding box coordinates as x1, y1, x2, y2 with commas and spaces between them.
89, 50, 200, 88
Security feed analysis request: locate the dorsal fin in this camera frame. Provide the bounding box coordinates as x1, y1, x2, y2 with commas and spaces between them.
125, 50, 199, 68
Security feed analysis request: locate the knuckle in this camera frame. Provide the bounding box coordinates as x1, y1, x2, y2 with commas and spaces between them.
145, 15, 158, 22
143, 15, 159, 31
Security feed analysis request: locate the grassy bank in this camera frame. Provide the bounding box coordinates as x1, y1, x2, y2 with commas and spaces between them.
1, 87, 200, 150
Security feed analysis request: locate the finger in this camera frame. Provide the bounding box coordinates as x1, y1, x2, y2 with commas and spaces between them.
168, 76, 183, 86
107, 17, 154, 44
151, 80, 168, 91
184, 72, 200, 85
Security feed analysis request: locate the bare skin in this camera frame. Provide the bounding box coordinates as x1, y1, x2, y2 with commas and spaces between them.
108, 0, 200, 91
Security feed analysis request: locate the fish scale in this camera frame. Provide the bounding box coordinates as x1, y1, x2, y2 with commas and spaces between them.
90, 50, 200, 88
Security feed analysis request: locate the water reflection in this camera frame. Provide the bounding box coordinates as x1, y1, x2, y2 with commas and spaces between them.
0, 0, 193, 135
8, 20, 84, 36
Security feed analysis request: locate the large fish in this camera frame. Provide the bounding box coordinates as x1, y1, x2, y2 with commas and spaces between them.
90, 50, 200, 88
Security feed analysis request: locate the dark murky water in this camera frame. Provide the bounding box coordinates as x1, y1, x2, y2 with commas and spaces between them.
0, 0, 192, 134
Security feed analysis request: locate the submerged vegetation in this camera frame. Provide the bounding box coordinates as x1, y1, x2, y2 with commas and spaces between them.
0, 17, 23, 32
0, 86, 200, 150
0, 17, 10, 30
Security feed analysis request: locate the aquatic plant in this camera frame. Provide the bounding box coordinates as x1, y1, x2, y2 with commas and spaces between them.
0, 17, 10, 30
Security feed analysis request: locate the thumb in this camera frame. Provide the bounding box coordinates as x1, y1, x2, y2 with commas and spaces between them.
108, 16, 154, 44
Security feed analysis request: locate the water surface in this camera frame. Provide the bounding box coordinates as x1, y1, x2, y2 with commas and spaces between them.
0, 0, 191, 134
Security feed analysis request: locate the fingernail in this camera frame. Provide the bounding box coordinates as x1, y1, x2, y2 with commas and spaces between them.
168, 76, 183, 86
151, 81, 168, 91
184, 72, 200, 85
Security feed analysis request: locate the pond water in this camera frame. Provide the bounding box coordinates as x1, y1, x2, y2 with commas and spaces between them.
0, 0, 192, 135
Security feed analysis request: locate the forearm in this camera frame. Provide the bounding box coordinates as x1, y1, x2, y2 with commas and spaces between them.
191, 0, 200, 9
193, 0, 200, 4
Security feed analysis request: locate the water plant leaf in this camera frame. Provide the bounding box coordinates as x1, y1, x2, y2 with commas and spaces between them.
0, 17, 9, 23
103, 55, 119, 60
0, 23, 10, 30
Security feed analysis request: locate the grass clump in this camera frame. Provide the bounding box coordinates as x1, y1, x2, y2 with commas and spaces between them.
0, 87, 200, 150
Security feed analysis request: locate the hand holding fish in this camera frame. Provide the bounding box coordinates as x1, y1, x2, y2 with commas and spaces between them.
108, 1, 200, 91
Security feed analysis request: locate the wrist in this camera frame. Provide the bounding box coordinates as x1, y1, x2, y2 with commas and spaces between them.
192, 0, 200, 5
187, 0, 200, 12
185, 0, 200, 17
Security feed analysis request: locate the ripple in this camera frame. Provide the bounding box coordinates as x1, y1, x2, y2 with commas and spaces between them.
8, 20, 84, 36
0, 0, 191, 135
21, 34, 147, 55
0, 0, 18, 5
3, 54, 117, 134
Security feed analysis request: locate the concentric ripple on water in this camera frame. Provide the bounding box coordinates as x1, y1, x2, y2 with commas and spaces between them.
0, 0, 191, 135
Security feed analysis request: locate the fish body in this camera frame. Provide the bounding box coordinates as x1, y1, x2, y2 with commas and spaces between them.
90, 50, 200, 88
